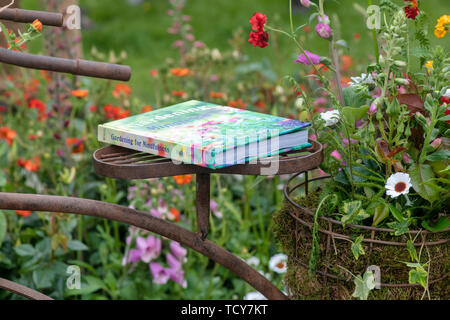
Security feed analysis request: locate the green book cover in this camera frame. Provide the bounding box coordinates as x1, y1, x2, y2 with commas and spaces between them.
98, 100, 311, 169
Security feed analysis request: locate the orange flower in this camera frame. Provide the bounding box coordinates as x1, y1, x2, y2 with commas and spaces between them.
103, 104, 130, 120
17, 156, 41, 172
28, 99, 46, 113
170, 68, 190, 77
173, 174, 193, 185
210, 92, 225, 99
254, 100, 267, 111
15, 210, 32, 217
228, 98, 247, 109
340, 55, 353, 72
172, 90, 187, 97
141, 105, 153, 113
149, 70, 159, 77
72, 89, 89, 99
112, 83, 131, 98
169, 208, 180, 222
66, 138, 85, 154
31, 19, 43, 32
0, 126, 17, 145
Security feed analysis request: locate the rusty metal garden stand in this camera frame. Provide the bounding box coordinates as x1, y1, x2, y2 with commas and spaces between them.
0, 8, 324, 300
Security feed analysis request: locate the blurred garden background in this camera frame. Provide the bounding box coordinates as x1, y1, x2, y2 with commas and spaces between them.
0, 0, 449, 300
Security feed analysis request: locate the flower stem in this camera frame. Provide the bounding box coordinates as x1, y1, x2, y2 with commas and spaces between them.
289, 0, 295, 35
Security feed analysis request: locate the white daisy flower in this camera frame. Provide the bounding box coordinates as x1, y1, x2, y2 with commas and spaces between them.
385, 172, 412, 198
348, 73, 376, 86
269, 253, 288, 274
320, 110, 340, 127
246, 256, 260, 268
243, 292, 267, 300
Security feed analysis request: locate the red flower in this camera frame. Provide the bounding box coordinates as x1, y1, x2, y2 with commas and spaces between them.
15, 210, 32, 217
249, 13, 267, 32
17, 156, 41, 172
248, 31, 269, 48
404, 0, 420, 20
66, 138, 85, 154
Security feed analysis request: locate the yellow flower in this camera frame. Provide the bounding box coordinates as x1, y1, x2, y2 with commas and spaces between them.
425, 60, 433, 70
434, 15, 450, 39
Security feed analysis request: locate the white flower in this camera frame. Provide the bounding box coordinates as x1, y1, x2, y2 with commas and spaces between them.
295, 98, 304, 109
269, 253, 288, 274
320, 110, 340, 127
246, 256, 260, 268
274, 85, 285, 96
348, 73, 376, 86
385, 172, 412, 198
443, 89, 450, 97
211, 48, 222, 61
243, 292, 267, 300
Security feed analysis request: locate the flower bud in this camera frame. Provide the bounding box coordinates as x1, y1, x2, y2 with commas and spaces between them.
394, 60, 407, 67
315, 23, 332, 39
300, 0, 311, 8
368, 103, 378, 115
431, 138, 442, 149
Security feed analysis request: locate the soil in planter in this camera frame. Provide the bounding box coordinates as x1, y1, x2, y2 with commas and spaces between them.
273, 191, 450, 300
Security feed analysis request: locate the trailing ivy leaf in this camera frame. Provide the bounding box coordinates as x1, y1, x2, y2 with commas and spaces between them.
406, 240, 419, 262
341, 201, 361, 226
351, 235, 365, 260
352, 271, 376, 300
387, 218, 411, 236
409, 163, 439, 204
421, 217, 450, 232
408, 266, 428, 289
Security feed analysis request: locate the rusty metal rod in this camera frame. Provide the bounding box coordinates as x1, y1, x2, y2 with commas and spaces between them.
0, 193, 288, 300
0, 8, 63, 27
0, 48, 131, 81
0, 278, 53, 300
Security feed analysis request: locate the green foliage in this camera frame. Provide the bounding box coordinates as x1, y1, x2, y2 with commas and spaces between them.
351, 235, 365, 260
352, 271, 376, 300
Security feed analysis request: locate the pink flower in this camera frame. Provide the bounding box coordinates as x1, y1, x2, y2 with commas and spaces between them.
170, 241, 187, 261
300, 0, 311, 7
210, 200, 223, 219
315, 23, 332, 39
172, 40, 184, 48
403, 152, 411, 163
167, 253, 187, 288
295, 51, 321, 65
185, 33, 195, 41
194, 41, 205, 48
122, 249, 141, 266
150, 262, 170, 284
318, 14, 330, 24
368, 103, 377, 115
137, 235, 161, 263
331, 150, 342, 161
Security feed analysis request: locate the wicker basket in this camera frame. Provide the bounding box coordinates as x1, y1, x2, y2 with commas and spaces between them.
273, 172, 450, 300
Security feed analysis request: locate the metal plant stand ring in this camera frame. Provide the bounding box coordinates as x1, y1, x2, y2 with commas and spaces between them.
0, 7, 325, 300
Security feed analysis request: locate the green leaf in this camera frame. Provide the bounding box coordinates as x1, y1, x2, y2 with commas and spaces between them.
67, 240, 88, 251
343, 86, 368, 108
409, 267, 428, 289
15, 244, 35, 257
387, 219, 411, 236
372, 203, 389, 226
406, 240, 419, 262
409, 163, 439, 203
33, 269, 55, 289
0, 171, 6, 187
351, 235, 365, 260
65, 275, 105, 297
352, 271, 375, 300
426, 149, 450, 162
421, 217, 450, 232
0, 211, 6, 247
342, 105, 370, 125
388, 203, 403, 222
335, 39, 349, 49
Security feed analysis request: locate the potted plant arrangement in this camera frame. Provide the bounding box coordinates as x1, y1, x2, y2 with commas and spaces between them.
249, 0, 449, 299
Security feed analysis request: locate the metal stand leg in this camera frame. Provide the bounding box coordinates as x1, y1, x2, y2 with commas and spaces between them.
196, 173, 211, 240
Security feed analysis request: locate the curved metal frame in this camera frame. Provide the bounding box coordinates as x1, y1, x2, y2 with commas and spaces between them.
282, 173, 449, 288
0, 193, 288, 300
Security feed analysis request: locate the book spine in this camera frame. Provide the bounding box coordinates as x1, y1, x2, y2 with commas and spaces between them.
98, 125, 211, 168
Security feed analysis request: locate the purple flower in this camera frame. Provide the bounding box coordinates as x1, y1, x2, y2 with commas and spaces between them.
295, 51, 321, 65
403, 153, 411, 163
170, 241, 187, 261
122, 249, 141, 266
166, 253, 187, 288
315, 23, 332, 39
318, 14, 330, 24
368, 103, 378, 115
137, 235, 161, 263
150, 262, 170, 284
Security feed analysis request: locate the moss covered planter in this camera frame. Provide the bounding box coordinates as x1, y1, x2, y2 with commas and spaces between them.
273, 189, 450, 300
